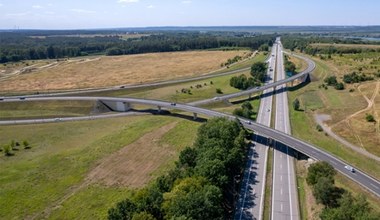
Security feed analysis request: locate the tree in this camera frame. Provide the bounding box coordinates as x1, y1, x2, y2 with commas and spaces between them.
320, 192, 380, 220
108, 198, 136, 220
250, 62, 267, 83
293, 98, 300, 111
3, 144, 13, 156
306, 161, 336, 186
215, 88, 223, 94
242, 101, 253, 110
313, 177, 344, 208
23, 140, 31, 149
178, 147, 197, 168
334, 82, 344, 90
162, 177, 223, 220
366, 114, 376, 122
131, 212, 156, 220
324, 76, 338, 86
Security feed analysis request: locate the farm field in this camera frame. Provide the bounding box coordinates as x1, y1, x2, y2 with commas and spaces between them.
0, 116, 200, 219
0, 50, 250, 93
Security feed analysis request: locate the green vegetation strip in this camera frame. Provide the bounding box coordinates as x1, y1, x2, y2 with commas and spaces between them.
263, 148, 273, 220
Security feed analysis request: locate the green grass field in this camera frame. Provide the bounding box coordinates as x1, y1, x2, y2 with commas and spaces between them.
0, 100, 95, 119
0, 115, 200, 219
288, 54, 380, 183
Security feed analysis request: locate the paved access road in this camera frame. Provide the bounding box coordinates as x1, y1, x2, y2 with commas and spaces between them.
235, 43, 277, 220
272, 39, 299, 220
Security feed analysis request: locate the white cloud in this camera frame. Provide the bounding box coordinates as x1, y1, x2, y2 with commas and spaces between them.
6, 12, 30, 17
70, 9, 96, 14
147, 5, 154, 9
48, 3, 53, 7
32, 5, 43, 9
182, 0, 192, 4
0, 3, 3, 7
118, 0, 140, 3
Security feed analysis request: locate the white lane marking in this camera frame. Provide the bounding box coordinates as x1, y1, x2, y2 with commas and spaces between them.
281, 188, 283, 195
370, 183, 380, 189
280, 175, 283, 181
281, 203, 283, 212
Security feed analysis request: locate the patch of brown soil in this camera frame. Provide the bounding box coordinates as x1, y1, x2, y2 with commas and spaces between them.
86, 122, 178, 188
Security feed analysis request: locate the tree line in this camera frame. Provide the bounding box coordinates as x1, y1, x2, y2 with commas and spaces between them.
307, 161, 380, 219
281, 34, 380, 56
108, 117, 250, 220
0, 31, 275, 63
230, 62, 267, 90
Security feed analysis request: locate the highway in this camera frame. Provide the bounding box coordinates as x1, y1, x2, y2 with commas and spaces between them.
2, 94, 380, 200
272, 40, 299, 220
235, 43, 276, 220
189, 51, 315, 106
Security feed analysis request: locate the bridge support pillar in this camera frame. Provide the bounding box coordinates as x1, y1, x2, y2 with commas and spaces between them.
157, 106, 162, 113
99, 100, 131, 112
193, 113, 198, 120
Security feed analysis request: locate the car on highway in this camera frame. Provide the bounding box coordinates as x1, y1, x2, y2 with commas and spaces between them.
54, 118, 62, 122
245, 120, 252, 125
213, 97, 220, 100
119, 85, 125, 89
171, 103, 176, 106
267, 108, 270, 112
345, 165, 355, 172
19, 97, 26, 100
0, 98, 4, 101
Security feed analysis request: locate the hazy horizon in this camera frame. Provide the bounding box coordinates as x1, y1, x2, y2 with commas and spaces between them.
0, 0, 379, 29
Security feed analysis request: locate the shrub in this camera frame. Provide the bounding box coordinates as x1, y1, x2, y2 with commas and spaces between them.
365, 114, 376, 122
216, 88, 223, 94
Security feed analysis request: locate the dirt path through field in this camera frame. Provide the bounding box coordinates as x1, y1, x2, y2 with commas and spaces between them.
35, 121, 178, 219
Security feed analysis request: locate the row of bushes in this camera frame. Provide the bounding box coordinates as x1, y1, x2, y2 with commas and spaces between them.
108, 118, 249, 220
1, 140, 31, 156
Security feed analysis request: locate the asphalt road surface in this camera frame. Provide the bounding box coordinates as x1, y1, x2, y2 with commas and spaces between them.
2, 95, 380, 199
272, 39, 300, 220
235, 43, 277, 220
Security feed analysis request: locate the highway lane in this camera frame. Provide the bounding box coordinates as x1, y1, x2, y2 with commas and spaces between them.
2, 96, 380, 199
272, 40, 299, 220
235, 43, 277, 220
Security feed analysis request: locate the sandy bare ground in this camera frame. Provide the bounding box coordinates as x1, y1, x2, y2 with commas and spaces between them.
0, 50, 248, 92
86, 121, 178, 188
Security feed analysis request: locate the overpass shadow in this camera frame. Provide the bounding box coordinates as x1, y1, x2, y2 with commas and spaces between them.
130, 108, 207, 123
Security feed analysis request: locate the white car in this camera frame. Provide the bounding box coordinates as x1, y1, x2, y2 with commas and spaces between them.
54, 118, 62, 122
344, 165, 355, 172
213, 97, 220, 101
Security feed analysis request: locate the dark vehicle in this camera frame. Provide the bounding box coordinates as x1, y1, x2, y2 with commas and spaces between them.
19, 97, 26, 100
171, 103, 176, 106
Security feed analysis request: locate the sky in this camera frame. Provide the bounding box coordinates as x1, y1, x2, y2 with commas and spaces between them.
0, 0, 379, 29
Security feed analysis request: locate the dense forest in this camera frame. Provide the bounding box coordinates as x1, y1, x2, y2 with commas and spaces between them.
281, 34, 380, 55
0, 31, 275, 63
